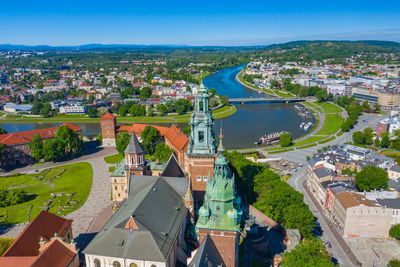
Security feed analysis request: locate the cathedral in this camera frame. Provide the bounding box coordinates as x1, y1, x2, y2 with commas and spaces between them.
86, 82, 243, 267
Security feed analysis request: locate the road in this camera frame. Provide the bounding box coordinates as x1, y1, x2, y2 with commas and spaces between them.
270, 112, 385, 266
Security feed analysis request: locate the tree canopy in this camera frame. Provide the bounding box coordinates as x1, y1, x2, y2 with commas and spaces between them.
116, 132, 130, 155
279, 133, 293, 147
280, 238, 334, 267
355, 165, 388, 191
28, 135, 44, 161
153, 143, 173, 162
141, 126, 161, 154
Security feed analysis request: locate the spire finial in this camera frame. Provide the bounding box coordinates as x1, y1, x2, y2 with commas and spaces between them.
218, 124, 224, 153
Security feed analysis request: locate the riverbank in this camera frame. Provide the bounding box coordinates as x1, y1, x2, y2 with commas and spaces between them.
0, 104, 237, 124
236, 68, 296, 98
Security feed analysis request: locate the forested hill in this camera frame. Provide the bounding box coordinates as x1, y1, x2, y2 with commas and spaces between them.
256, 40, 400, 63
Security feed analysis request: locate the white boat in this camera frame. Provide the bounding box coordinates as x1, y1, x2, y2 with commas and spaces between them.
300, 122, 305, 128
304, 122, 313, 131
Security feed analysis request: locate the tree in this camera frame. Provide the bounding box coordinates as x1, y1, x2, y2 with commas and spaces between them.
87, 107, 97, 118
355, 165, 388, 191
0, 238, 15, 255
96, 132, 102, 146
8, 189, 27, 205
147, 106, 154, 117
389, 259, 400, 267
280, 238, 334, 267
141, 126, 161, 154
390, 224, 400, 240
363, 127, 374, 145
374, 137, 381, 147
55, 126, 83, 155
183, 126, 191, 136
0, 144, 4, 159
97, 107, 108, 118
39, 103, 52, 118
381, 132, 390, 148
118, 105, 128, 116
28, 135, 43, 161
279, 133, 293, 147
116, 132, 130, 155
110, 102, 121, 114
156, 104, 166, 115
0, 128, 7, 134
341, 122, 350, 132
139, 87, 152, 101
42, 139, 63, 161
31, 101, 43, 115
153, 143, 173, 162
352, 131, 365, 145
129, 104, 146, 117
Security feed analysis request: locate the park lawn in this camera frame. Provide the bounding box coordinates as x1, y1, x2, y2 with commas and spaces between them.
315, 114, 344, 135
303, 102, 323, 113
275, 90, 294, 98
381, 150, 400, 154
318, 102, 342, 113
294, 135, 327, 147
104, 153, 124, 164
0, 162, 92, 225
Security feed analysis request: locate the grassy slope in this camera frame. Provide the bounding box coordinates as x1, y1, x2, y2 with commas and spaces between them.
104, 153, 124, 164
0, 162, 93, 224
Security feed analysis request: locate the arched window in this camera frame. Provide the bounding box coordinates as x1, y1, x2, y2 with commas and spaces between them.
93, 259, 101, 267
130, 263, 138, 267
113, 261, 121, 267
131, 157, 135, 165
138, 156, 141, 164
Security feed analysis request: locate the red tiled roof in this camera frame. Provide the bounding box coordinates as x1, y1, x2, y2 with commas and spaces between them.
164, 124, 189, 152
0, 123, 81, 146
30, 239, 77, 267
117, 124, 169, 136
0, 256, 37, 266
101, 112, 116, 120
3, 211, 73, 257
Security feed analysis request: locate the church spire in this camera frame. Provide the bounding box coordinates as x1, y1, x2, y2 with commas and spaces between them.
218, 127, 224, 153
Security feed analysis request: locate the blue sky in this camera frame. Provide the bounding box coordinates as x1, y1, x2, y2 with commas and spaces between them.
0, 0, 399, 46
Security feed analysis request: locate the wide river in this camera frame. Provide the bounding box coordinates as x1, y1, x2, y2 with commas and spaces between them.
0, 65, 306, 149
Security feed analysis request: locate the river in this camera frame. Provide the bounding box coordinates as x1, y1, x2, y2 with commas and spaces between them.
0, 65, 307, 149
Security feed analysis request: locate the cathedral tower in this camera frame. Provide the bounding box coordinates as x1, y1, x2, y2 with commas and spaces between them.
186, 82, 217, 194
195, 130, 242, 267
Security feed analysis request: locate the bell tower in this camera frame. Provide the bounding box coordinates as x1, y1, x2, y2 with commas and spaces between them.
186, 82, 217, 195
100, 112, 116, 147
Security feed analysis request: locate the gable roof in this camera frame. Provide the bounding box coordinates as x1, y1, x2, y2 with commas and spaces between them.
188, 235, 226, 267
30, 238, 77, 267
0, 123, 81, 146
164, 124, 189, 152
83, 177, 188, 262
101, 112, 116, 120
3, 211, 73, 257
161, 153, 185, 177
124, 132, 144, 154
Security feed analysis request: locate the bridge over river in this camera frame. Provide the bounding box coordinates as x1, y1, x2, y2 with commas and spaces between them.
228, 97, 307, 104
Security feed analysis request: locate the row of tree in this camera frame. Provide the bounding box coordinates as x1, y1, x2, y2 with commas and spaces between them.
28, 126, 83, 162
0, 188, 27, 207
116, 126, 162, 155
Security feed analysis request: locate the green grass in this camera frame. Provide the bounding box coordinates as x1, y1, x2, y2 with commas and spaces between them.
381, 150, 400, 154
303, 102, 323, 113
269, 148, 294, 154
109, 166, 116, 173
318, 136, 336, 144
104, 153, 124, 164
275, 90, 295, 98
318, 102, 343, 113
294, 136, 327, 146
337, 131, 344, 136
315, 114, 344, 135
0, 162, 92, 225
297, 143, 318, 149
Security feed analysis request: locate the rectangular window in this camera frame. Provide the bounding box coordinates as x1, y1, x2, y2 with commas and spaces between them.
203, 176, 208, 182
198, 131, 204, 143
114, 186, 117, 190
197, 176, 201, 182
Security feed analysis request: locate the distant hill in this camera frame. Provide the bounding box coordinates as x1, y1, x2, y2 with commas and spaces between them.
265, 40, 400, 50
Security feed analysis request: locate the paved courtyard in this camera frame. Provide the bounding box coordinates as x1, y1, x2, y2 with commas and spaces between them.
347, 238, 400, 266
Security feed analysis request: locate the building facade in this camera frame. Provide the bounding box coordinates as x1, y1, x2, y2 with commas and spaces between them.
100, 112, 117, 147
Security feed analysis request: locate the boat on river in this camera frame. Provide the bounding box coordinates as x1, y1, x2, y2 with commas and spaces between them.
255, 131, 288, 145
303, 122, 313, 131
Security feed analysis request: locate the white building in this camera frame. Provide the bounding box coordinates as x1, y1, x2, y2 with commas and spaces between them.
59, 104, 86, 114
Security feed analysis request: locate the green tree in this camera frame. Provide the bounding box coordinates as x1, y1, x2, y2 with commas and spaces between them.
110, 102, 121, 114
116, 132, 130, 155
139, 87, 152, 101
352, 131, 365, 145
363, 127, 374, 145
87, 107, 98, 118
390, 224, 400, 240
183, 126, 191, 136
147, 106, 154, 117
96, 132, 102, 146
118, 105, 128, 116
389, 259, 400, 267
156, 104, 166, 115
55, 125, 83, 155
0, 128, 7, 134
374, 137, 380, 147
141, 126, 161, 154
39, 103, 52, 118
97, 107, 108, 118
0, 144, 4, 159
355, 165, 388, 191
381, 132, 390, 148
341, 122, 350, 132
42, 139, 63, 161
129, 104, 146, 117
279, 133, 293, 147
28, 135, 43, 161
8, 189, 27, 205
153, 143, 173, 162
0, 238, 15, 255
280, 238, 334, 267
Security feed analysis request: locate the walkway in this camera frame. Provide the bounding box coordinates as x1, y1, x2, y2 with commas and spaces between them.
0, 145, 117, 238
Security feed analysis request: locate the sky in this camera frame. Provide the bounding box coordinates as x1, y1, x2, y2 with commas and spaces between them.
0, 0, 399, 46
